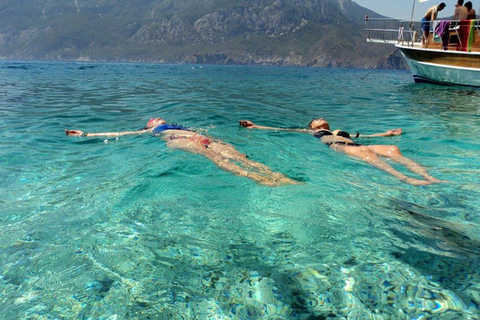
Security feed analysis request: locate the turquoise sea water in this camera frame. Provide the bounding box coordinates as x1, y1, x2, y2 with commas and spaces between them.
1, 61, 479, 319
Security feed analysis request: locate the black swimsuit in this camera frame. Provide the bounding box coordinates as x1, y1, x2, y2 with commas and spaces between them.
313, 129, 334, 139
314, 129, 361, 147
325, 141, 362, 147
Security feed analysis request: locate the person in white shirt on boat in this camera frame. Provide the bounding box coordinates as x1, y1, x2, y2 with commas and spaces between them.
239, 118, 445, 186
422, 2, 446, 46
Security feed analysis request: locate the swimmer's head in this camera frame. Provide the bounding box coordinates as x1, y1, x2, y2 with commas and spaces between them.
308, 118, 330, 131
144, 117, 166, 129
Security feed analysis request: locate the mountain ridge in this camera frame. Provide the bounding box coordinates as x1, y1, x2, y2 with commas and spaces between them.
0, 0, 404, 68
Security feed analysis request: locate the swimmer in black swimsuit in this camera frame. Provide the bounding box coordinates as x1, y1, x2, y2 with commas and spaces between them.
313, 129, 361, 146
66, 117, 300, 186
239, 118, 445, 186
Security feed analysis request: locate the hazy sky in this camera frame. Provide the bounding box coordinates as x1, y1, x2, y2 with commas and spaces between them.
353, 0, 463, 20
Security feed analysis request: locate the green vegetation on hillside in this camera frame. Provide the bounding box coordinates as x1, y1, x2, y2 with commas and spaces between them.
0, 0, 402, 68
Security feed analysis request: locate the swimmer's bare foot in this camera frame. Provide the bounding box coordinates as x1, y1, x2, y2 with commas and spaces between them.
269, 172, 303, 186
277, 177, 304, 186
288, 179, 304, 185
403, 178, 433, 186
258, 175, 303, 187
427, 177, 449, 184
420, 172, 448, 183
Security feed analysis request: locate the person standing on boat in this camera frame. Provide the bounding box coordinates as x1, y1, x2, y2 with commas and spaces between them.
464, 2, 476, 19
454, 0, 470, 50
454, 0, 469, 20
421, 2, 446, 47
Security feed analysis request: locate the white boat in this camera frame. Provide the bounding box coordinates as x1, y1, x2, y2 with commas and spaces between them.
365, 10, 480, 87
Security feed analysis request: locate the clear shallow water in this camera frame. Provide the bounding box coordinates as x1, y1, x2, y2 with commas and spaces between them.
1, 61, 479, 319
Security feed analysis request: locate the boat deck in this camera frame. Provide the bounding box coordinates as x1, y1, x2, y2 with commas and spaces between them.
365, 18, 480, 86
365, 18, 480, 53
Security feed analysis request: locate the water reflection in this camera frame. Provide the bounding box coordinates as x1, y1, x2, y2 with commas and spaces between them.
399, 83, 480, 115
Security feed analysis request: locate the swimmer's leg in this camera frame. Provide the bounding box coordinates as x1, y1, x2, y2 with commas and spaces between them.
166, 138, 205, 154
208, 142, 279, 173
333, 144, 432, 186
167, 139, 299, 186
367, 145, 445, 183
203, 150, 299, 186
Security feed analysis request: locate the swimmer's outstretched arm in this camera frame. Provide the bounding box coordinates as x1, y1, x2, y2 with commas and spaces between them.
239, 120, 402, 137
239, 120, 312, 133
355, 128, 403, 138
65, 128, 151, 137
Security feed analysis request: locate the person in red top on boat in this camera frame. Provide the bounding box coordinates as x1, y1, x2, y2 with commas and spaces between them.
239, 118, 446, 186
421, 3, 446, 47
65, 117, 299, 186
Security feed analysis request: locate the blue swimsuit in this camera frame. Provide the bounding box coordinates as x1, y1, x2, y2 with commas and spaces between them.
152, 124, 187, 135
153, 123, 212, 147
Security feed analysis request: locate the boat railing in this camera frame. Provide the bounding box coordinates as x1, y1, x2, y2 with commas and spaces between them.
365, 17, 418, 46
447, 19, 480, 37
365, 17, 480, 49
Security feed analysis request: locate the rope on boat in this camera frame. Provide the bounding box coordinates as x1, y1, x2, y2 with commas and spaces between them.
361, 48, 400, 80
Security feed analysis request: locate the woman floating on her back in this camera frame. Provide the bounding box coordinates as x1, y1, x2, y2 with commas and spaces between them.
239, 118, 446, 186
66, 117, 299, 187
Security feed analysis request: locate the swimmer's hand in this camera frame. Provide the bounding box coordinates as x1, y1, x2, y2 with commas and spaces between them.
385, 128, 402, 136
239, 120, 256, 128
358, 128, 403, 138
65, 129, 84, 136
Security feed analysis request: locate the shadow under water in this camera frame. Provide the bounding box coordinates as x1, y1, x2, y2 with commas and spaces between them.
372, 197, 480, 314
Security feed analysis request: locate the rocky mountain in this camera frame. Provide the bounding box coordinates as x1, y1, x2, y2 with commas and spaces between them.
0, 0, 404, 68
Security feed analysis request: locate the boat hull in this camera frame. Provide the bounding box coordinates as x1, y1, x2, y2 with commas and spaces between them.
397, 46, 480, 87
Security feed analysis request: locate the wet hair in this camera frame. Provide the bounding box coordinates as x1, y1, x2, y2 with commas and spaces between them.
457, 0, 464, 6
307, 118, 330, 130
465, 1, 472, 10
140, 117, 165, 130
